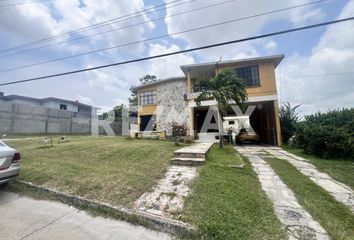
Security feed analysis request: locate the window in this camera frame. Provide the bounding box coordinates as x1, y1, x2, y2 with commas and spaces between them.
60, 104, 67, 110
229, 120, 235, 125
139, 90, 156, 105
235, 65, 260, 87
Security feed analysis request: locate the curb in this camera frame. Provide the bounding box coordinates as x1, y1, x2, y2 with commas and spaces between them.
18, 181, 198, 238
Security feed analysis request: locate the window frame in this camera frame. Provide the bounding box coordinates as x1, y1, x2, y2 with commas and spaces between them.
235, 65, 261, 87
139, 90, 157, 106
60, 104, 67, 110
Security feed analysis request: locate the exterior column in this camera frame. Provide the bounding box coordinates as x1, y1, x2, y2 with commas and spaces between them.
188, 106, 194, 138
187, 70, 194, 138
187, 70, 192, 93
137, 106, 141, 131
274, 100, 282, 146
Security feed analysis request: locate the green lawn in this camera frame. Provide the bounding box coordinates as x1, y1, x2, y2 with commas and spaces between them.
283, 145, 354, 190
180, 145, 286, 240
266, 157, 354, 240
5, 136, 181, 207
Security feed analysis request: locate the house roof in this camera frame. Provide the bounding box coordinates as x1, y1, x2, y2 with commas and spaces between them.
132, 76, 185, 91
0, 94, 92, 108
180, 54, 284, 75
132, 54, 284, 90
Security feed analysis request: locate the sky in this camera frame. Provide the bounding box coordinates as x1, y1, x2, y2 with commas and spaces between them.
0, 0, 353, 115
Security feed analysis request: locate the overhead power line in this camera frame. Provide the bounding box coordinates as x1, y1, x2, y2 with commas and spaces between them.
0, 0, 241, 57
1, 16, 353, 86
0, 0, 193, 54
0, 0, 332, 73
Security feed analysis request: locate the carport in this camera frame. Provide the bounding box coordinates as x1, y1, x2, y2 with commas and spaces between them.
248, 101, 279, 146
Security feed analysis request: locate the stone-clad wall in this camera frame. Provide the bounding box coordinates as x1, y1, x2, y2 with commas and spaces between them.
155, 79, 189, 135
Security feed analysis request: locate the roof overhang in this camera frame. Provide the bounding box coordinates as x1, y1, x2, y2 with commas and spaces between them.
180, 54, 284, 76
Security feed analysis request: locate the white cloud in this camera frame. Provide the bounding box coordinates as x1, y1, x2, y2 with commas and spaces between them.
0, 0, 155, 55
265, 40, 277, 50
164, 0, 325, 61
148, 43, 195, 78
0, 4, 59, 42
76, 94, 94, 105
289, 1, 325, 27
278, 1, 354, 115
87, 67, 127, 92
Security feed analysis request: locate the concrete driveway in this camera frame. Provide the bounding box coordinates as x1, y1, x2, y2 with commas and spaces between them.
0, 190, 171, 240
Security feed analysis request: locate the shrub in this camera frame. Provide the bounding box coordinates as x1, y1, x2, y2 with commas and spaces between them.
295, 108, 354, 159
172, 121, 187, 145
280, 102, 300, 144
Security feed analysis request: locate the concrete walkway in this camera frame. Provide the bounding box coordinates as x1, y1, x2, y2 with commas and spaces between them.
237, 146, 329, 240
172, 142, 213, 165
0, 190, 170, 240
265, 148, 354, 213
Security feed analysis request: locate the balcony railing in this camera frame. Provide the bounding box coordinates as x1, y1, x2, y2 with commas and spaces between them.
192, 83, 209, 93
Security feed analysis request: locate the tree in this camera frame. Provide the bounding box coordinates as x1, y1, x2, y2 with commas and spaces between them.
101, 112, 109, 120
279, 102, 301, 144
128, 86, 138, 106
140, 74, 157, 84
195, 70, 248, 148
112, 104, 128, 123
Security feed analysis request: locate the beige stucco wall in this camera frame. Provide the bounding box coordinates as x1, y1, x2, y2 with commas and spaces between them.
218, 61, 277, 97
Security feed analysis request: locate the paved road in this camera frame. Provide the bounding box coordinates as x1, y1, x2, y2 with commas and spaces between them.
0, 190, 171, 240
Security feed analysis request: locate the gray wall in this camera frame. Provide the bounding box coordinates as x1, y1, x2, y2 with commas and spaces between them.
0, 101, 91, 134
155, 79, 189, 135
42, 100, 79, 112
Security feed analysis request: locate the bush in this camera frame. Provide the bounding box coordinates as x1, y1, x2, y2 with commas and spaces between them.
295, 108, 354, 159
172, 121, 187, 145
280, 102, 300, 144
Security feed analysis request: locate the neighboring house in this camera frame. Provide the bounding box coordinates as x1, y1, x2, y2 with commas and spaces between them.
133, 54, 283, 146
0, 92, 92, 116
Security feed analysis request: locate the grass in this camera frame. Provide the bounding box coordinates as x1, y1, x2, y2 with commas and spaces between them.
5, 135, 182, 207
266, 157, 354, 240
283, 145, 354, 190
180, 145, 287, 240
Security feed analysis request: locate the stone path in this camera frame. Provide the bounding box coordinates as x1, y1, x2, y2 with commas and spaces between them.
135, 165, 198, 217
136, 143, 214, 218
265, 148, 354, 213
237, 146, 330, 240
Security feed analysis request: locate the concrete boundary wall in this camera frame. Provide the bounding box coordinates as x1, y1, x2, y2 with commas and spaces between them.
0, 101, 91, 134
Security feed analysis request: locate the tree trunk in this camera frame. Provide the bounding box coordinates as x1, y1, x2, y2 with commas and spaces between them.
217, 109, 224, 149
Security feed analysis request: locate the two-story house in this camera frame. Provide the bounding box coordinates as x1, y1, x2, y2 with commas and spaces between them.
133, 54, 283, 146
0, 92, 92, 116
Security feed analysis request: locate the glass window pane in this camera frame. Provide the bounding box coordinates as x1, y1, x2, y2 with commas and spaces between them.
235, 65, 260, 87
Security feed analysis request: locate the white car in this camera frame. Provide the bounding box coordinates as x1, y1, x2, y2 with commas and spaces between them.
0, 140, 20, 188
